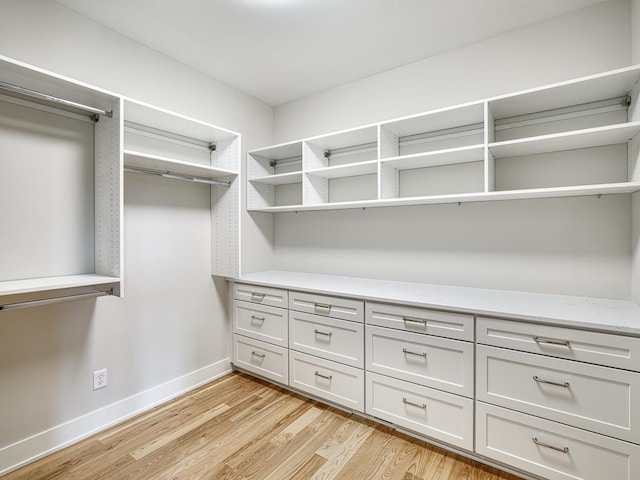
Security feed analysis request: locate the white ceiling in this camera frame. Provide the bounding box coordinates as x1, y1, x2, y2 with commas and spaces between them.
54, 0, 608, 106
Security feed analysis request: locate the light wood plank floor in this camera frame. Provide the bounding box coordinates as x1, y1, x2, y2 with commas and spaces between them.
4, 372, 525, 480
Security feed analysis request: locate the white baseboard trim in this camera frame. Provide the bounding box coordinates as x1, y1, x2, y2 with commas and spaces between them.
0, 359, 232, 476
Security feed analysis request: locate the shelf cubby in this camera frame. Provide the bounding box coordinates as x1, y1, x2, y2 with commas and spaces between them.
0, 55, 122, 306
123, 98, 240, 278
247, 141, 304, 209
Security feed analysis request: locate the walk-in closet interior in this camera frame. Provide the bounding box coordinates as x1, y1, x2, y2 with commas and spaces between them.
1, 1, 640, 479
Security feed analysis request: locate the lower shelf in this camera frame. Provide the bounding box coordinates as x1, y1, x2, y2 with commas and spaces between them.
0, 274, 120, 310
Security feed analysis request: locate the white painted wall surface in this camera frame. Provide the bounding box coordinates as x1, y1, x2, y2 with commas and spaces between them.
0, 0, 274, 472
272, 0, 636, 300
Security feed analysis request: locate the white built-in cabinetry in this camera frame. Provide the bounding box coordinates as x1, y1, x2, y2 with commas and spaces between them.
247, 65, 640, 211
122, 98, 240, 278
230, 272, 640, 480
0, 55, 240, 310
0, 55, 122, 309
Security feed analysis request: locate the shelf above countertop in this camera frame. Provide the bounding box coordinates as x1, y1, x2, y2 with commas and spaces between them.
248, 182, 640, 212
124, 150, 237, 179
228, 270, 640, 336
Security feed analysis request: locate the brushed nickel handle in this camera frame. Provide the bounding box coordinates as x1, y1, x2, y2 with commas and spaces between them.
403, 316, 427, 325
251, 292, 265, 302
314, 329, 332, 337
314, 371, 332, 381
250, 315, 265, 322
403, 348, 427, 358
532, 437, 569, 454
533, 375, 570, 388
314, 303, 332, 315
402, 397, 427, 409
534, 336, 571, 347
251, 351, 265, 359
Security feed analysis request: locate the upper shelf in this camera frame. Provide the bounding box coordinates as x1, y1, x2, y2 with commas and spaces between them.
248, 64, 640, 212
123, 98, 240, 176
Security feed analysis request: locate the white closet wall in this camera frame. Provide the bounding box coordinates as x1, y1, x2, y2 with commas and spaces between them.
270, 0, 636, 300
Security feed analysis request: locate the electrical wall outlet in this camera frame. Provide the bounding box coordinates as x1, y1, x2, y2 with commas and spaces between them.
93, 369, 107, 390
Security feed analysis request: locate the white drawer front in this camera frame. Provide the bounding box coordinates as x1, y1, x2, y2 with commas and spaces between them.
477, 345, 640, 443
289, 291, 364, 323
366, 325, 473, 397
289, 351, 364, 412
476, 403, 640, 480
233, 283, 288, 309
366, 372, 473, 451
477, 316, 640, 372
233, 300, 288, 347
289, 311, 364, 368
233, 335, 288, 385
366, 302, 473, 342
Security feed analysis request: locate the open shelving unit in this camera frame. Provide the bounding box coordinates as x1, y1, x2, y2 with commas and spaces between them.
0, 55, 122, 309
123, 98, 241, 278
247, 65, 640, 212
0, 55, 242, 310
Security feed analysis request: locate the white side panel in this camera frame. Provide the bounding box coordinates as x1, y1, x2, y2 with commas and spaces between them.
95, 97, 122, 292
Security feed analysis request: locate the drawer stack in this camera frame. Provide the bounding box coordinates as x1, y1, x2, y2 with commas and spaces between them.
476, 317, 640, 480
232, 283, 289, 385
365, 302, 475, 450
288, 291, 365, 412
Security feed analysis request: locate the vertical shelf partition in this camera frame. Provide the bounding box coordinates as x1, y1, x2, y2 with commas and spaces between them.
247, 65, 640, 212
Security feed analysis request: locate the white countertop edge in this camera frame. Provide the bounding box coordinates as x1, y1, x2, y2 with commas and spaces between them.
229, 270, 640, 336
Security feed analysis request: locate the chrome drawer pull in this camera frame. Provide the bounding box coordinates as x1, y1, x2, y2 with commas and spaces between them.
532, 437, 569, 454
533, 336, 571, 347
314, 371, 332, 381
314, 329, 332, 337
251, 351, 266, 359
251, 292, 266, 302
533, 375, 570, 388
314, 303, 332, 315
403, 316, 427, 325
403, 348, 427, 358
402, 397, 427, 409
250, 315, 265, 322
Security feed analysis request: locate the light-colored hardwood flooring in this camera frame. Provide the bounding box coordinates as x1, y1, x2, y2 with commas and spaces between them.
4, 372, 524, 480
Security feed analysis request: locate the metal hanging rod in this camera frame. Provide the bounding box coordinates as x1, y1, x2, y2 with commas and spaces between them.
0, 290, 112, 311
124, 166, 231, 187
324, 141, 378, 159
0, 80, 112, 118
125, 122, 216, 153
399, 123, 483, 147
495, 96, 628, 130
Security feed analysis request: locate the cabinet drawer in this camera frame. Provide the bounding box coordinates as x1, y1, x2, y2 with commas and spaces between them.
233, 335, 288, 385
289, 311, 364, 368
477, 316, 640, 371
477, 345, 640, 443
476, 403, 640, 480
289, 351, 364, 412
289, 291, 364, 323
366, 372, 473, 451
233, 300, 287, 347
366, 325, 473, 397
233, 283, 288, 309
366, 302, 473, 342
